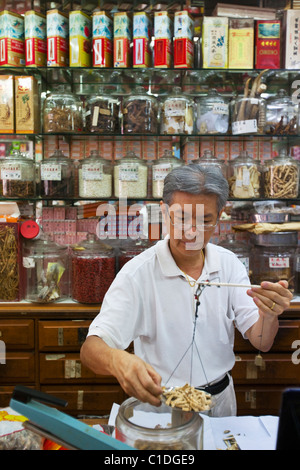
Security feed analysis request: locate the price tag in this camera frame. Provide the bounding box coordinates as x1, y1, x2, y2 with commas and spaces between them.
212, 103, 228, 115
232, 119, 257, 135
153, 163, 172, 181
82, 163, 103, 181
41, 164, 62, 181
269, 257, 290, 268
119, 163, 139, 181
1, 165, 21, 180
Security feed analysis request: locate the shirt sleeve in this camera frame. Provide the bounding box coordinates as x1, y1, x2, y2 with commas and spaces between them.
87, 270, 146, 350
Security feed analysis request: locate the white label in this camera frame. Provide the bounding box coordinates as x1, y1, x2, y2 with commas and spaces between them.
239, 256, 249, 274
23, 257, 35, 268
242, 169, 250, 186
82, 163, 103, 181
119, 163, 139, 181
269, 257, 290, 268
1, 165, 21, 180
92, 106, 100, 126
164, 100, 186, 117
212, 103, 228, 115
232, 119, 257, 135
41, 164, 62, 181
153, 163, 172, 181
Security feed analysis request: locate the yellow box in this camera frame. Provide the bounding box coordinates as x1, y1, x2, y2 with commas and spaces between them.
15, 76, 40, 134
69, 10, 92, 67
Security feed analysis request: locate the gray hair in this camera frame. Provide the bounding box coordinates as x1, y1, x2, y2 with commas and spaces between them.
162, 163, 229, 212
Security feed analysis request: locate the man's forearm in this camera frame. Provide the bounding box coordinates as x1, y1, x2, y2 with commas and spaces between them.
246, 314, 279, 352
80, 335, 115, 376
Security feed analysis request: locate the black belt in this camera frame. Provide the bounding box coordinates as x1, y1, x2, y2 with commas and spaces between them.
196, 372, 230, 396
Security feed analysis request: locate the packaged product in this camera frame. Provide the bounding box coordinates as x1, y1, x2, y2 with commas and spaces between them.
24, 10, 46, 66
255, 20, 280, 69
133, 12, 151, 67
69, 10, 92, 67
228, 18, 254, 69
113, 12, 131, 67
0, 10, 25, 67
92, 11, 113, 67
15, 76, 40, 134
154, 11, 172, 68
47, 9, 69, 66
202, 16, 228, 68
0, 75, 14, 133
283, 10, 300, 69
0, 407, 43, 450
174, 11, 194, 68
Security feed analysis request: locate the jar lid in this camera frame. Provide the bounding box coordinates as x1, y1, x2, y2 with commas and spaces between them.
197, 88, 227, 103
21, 220, 40, 239
193, 150, 225, 166
117, 150, 146, 165
72, 232, 115, 256
4, 150, 33, 164
42, 149, 73, 165
265, 149, 299, 166
230, 150, 259, 166
27, 235, 67, 254
81, 150, 110, 165
154, 150, 183, 165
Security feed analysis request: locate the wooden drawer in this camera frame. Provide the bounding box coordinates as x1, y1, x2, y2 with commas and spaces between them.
39, 353, 117, 384
38, 320, 91, 352
235, 385, 289, 416
0, 352, 35, 383
0, 319, 34, 350
232, 353, 300, 385
40, 385, 125, 415
235, 320, 300, 353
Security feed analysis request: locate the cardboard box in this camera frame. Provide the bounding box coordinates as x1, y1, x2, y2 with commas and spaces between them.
69, 10, 92, 67
255, 20, 280, 69
228, 18, 254, 69
133, 12, 151, 68
15, 76, 40, 134
0, 75, 14, 133
0, 10, 25, 66
154, 11, 172, 68
283, 10, 300, 69
47, 9, 69, 66
113, 12, 131, 67
92, 11, 113, 67
174, 11, 194, 68
202, 16, 228, 68
24, 10, 46, 66
213, 3, 277, 20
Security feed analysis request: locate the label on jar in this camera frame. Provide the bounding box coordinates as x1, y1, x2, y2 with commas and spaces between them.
212, 103, 228, 115
164, 100, 186, 117
153, 163, 172, 180
232, 119, 257, 135
269, 257, 289, 268
41, 164, 62, 181
297, 256, 300, 271
119, 163, 139, 181
1, 164, 21, 180
239, 256, 249, 274
23, 257, 35, 268
82, 163, 103, 181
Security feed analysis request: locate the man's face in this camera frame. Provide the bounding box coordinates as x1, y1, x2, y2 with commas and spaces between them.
161, 191, 221, 258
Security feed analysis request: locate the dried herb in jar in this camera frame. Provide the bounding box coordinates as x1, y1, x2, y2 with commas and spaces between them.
0, 225, 19, 301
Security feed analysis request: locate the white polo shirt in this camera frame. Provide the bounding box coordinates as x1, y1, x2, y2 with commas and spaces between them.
87, 238, 259, 388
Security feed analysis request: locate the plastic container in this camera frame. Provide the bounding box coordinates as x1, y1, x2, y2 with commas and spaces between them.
160, 87, 194, 135
195, 89, 229, 134
39, 150, 75, 198
78, 150, 113, 198
43, 90, 83, 133
265, 89, 298, 135
114, 150, 148, 198
23, 235, 69, 303
0, 150, 35, 198
152, 150, 184, 198
228, 150, 262, 198
85, 89, 120, 133
122, 86, 158, 134
71, 233, 115, 304
115, 397, 203, 450
250, 231, 297, 291
263, 149, 299, 199
193, 149, 227, 178
231, 95, 266, 135
218, 233, 251, 275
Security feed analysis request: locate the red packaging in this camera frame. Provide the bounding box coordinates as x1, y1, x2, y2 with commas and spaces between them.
255, 20, 281, 69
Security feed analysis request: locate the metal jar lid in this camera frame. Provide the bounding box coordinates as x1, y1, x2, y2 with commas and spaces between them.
251, 231, 298, 246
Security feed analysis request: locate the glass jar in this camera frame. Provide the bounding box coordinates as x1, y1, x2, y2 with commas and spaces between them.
231, 95, 266, 135
43, 90, 83, 133
122, 86, 158, 134
114, 150, 148, 198
78, 150, 112, 198
0, 150, 35, 198
23, 235, 69, 303
118, 239, 151, 271
152, 150, 184, 198
294, 247, 300, 296
265, 89, 298, 135
228, 150, 262, 198
250, 231, 297, 291
115, 397, 203, 450
218, 233, 251, 276
85, 89, 120, 133
39, 150, 75, 198
71, 233, 115, 304
193, 149, 227, 178
195, 89, 229, 134
263, 149, 300, 199
160, 87, 194, 135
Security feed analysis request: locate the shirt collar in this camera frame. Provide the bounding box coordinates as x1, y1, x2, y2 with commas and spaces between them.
156, 236, 221, 278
